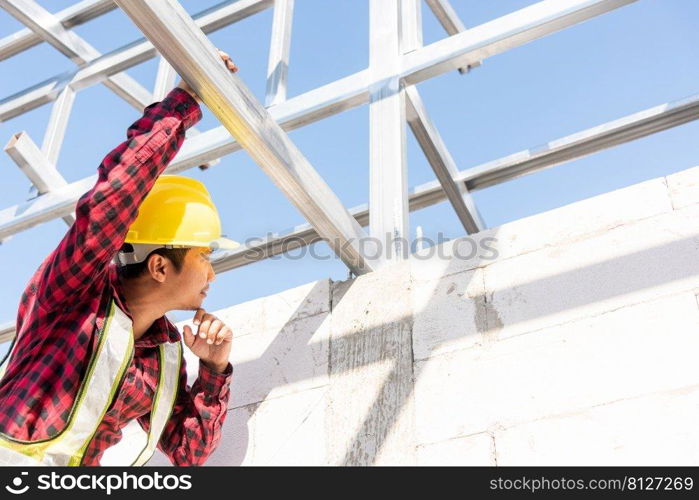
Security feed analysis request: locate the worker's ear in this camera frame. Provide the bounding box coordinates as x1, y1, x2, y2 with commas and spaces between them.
146, 253, 169, 283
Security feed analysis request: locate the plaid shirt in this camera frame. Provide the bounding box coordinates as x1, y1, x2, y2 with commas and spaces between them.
0, 88, 232, 466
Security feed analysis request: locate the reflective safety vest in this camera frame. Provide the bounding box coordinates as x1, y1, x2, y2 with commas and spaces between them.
0, 301, 182, 466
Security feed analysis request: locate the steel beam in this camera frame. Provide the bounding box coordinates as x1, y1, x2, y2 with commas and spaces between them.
424, 0, 479, 73
265, 0, 294, 107
405, 85, 484, 233
4, 132, 75, 225
0, 0, 274, 122
0, 0, 151, 111
455, 95, 699, 191
369, 0, 409, 262
114, 0, 376, 275
0, 0, 115, 61
5, 133, 68, 195
0, 176, 92, 239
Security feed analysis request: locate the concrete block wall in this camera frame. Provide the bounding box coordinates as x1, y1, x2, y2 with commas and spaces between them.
147, 165, 699, 466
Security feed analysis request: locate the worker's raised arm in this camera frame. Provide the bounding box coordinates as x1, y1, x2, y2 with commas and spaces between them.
28, 87, 202, 311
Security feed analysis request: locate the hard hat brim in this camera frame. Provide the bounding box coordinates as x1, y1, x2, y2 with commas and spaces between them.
209, 237, 240, 251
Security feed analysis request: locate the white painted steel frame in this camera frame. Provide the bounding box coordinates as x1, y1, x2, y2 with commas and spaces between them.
42, 86, 76, 167
405, 86, 484, 234
0, 0, 116, 61
0, 0, 274, 122
113, 0, 376, 275
153, 57, 178, 102
3, 132, 76, 226
209, 92, 699, 271
0, 0, 661, 245
0, 0, 152, 111
5, 133, 68, 193
402, 0, 482, 234
265, 0, 294, 107
369, 0, 409, 261
151, 57, 217, 170
401, 0, 423, 53
6, 0, 690, 337
424, 0, 479, 73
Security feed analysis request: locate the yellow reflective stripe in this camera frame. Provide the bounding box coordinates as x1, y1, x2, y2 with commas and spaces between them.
55, 302, 134, 466
0, 435, 47, 463
127, 345, 166, 465
131, 341, 181, 466
0, 445, 44, 466
67, 326, 134, 466
0, 303, 124, 464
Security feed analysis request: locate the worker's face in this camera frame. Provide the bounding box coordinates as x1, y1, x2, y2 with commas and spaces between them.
169, 247, 216, 310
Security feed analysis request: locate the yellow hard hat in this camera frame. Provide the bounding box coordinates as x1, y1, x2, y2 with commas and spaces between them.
124, 175, 239, 251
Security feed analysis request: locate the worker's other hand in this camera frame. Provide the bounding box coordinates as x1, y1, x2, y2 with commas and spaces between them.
183, 308, 232, 374
176, 49, 238, 102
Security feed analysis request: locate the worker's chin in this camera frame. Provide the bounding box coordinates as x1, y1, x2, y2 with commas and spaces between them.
183, 298, 204, 311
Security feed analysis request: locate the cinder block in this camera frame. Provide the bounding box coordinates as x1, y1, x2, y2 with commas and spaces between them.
410, 178, 672, 283
411, 267, 486, 361
666, 165, 699, 210
413, 292, 699, 445
484, 203, 699, 338
417, 433, 495, 465
496, 385, 699, 465
227, 313, 331, 409
327, 261, 416, 465
252, 386, 328, 465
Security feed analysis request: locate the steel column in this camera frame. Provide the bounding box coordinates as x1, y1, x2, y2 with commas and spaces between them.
265, 0, 294, 107
369, 0, 409, 262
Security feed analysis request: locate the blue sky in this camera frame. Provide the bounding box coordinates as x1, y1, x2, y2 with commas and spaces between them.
1, 0, 698, 329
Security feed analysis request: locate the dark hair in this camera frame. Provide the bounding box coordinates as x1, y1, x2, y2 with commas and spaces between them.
117, 244, 191, 280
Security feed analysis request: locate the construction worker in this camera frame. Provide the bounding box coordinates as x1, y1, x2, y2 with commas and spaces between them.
0, 51, 240, 466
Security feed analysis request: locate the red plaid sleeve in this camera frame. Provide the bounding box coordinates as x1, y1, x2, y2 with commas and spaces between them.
139, 358, 233, 466
29, 88, 202, 310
